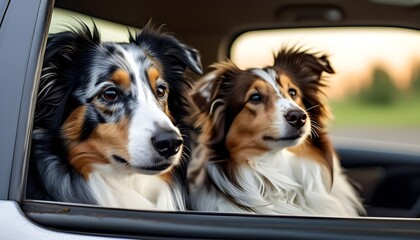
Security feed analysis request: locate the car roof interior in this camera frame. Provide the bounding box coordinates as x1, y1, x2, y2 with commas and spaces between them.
54, 0, 420, 68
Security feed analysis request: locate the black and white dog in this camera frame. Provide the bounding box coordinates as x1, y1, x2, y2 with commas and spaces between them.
27, 22, 202, 210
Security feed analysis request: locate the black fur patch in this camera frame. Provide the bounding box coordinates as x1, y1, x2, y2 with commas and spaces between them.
27, 129, 96, 204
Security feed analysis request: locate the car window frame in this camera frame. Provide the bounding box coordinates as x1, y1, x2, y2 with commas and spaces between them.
0, 0, 10, 27
22, 200, 420, 239
8, 0, 52, 202
5, 0, 420, 238
0, 0, 51, 201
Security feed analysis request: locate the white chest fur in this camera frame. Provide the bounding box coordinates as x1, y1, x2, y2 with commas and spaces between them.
88, 164, 182, 211
189, 150, 363, 216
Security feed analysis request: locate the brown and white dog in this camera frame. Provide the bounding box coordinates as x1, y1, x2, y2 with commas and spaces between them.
187, 48, 364, 216
27, 22, 202, 211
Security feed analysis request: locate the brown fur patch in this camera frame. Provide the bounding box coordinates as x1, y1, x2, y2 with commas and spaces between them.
147, 67, 159, 93
159, 170, 174, 183
67, 141, 108, 179
225, 80, 277, 162
164, 105, 174, 123
110, 69, 131, 91
62, 107, 131, 179
148, 67, 159, 81
62, 106, 87, 141
279, 74, 292, 91
279, 74, 304, 107
147, 67, 174, 121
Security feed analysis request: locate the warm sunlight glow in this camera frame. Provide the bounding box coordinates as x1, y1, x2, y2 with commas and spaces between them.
231, 28, 420, 99
50, 8, 138, 42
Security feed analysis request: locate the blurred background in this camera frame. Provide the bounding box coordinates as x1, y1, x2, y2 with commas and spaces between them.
230, 27, 420, 147
51, 9, 420, 148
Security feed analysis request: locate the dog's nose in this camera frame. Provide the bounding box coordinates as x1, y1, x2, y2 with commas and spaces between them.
284, 110, 307, 129
151, 130, 183, 158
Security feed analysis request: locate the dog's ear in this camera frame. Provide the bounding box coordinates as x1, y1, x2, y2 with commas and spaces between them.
172, 43, 203, 75
190, 72, 223, 113
35, 22, 100, 130
317, 55, 335, 74
190, 61, 240, 114
130, 23, 203, 75
302, 54, 335, 79
190, 62, 241, 157
275, 48, 334, 80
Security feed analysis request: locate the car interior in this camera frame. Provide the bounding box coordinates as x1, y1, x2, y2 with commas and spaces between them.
18, 0, 420, 237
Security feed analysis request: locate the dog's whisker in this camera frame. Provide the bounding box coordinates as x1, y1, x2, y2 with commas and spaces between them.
311, 124, 321, 132
180, 134, 193, 141
311, 127, 320, 138
181, 155, 190, 164
181, 144, 192, 154
306, 104, 320, 112
311, 125, 324, 134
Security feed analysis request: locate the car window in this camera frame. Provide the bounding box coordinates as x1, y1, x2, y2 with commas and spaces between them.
26, 7, 420, 221
231, 27, 420, 147
16, 1, 420, 239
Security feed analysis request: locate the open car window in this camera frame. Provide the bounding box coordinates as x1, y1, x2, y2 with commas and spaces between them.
231, 27, 420, 146
10, 1, 420, 239
27, 8, 420, 214
231, 27, 420, 217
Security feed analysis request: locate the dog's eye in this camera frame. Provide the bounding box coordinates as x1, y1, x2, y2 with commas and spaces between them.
249, 93, 262, 104
288, 88, 297, 98
102, 87, 119, 102
156, 85, 167, 98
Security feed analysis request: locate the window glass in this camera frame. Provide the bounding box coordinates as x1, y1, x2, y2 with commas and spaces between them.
50, 8, 138, 42
32, 8, 420, 219
231, 27, 420, 147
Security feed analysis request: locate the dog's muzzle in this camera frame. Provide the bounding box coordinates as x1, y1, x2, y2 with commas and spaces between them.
151, 130, 183, 158
284, 109, 307, 129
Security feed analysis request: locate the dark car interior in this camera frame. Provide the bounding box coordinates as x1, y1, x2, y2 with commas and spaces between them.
339, 144, 420, 217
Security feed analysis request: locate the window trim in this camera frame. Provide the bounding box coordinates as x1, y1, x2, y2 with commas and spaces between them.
0, 0, 10, 27
22, 200, 420, 239
7, 0, 53, 202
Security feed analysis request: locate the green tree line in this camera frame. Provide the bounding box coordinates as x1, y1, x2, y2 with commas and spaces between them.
355, 66, 420, 106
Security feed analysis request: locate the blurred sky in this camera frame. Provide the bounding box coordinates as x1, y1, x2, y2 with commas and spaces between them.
231, 27, 420, 100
